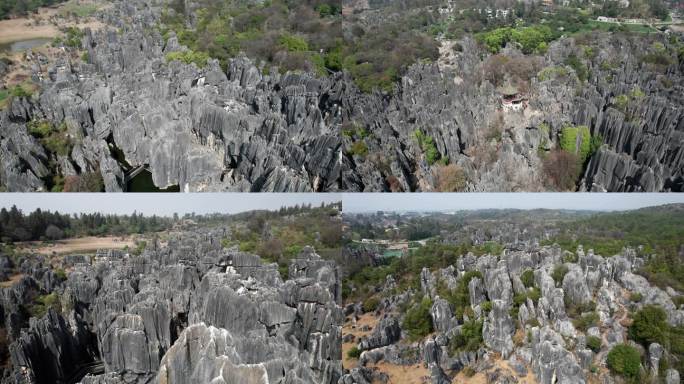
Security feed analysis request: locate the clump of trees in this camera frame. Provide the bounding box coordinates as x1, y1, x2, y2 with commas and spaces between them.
0, 0, 67, 19
480, 25, 554, 54
0, 206, 172, 242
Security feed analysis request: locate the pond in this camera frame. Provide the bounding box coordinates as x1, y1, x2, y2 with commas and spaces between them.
0, 37, 52, 54
126, 169, 180, 193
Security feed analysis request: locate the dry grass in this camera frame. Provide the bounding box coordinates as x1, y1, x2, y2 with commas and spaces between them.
15, 236, 135, 255
0, 0, 106, 45
343, 312, 379, 368
0, 273, 24, 288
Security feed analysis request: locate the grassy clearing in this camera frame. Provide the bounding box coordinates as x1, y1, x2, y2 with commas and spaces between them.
59, 1, 100, 18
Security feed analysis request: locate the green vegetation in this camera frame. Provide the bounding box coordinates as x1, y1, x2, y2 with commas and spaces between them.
347, 346, 361, 359
402, 296, 434, 340
27, 293, 61, 319
629, 305, 668, 346
630, 292, 643, 302
347, 141, 368, 158
586, 335, 602, 352
448, 320, 483, 355
521, 269, 535, 288
537, 66, 569, 82
480, 25, 554, 54
54, 268, 67, 281
345, 240, 504, 302
59, 1, 99, 18
165, 50, 211, 67
572, 311, 600, 332
565, 54, 588, 82
27, 120, 73, 157
53, 27, 85, 49
437, 270, 482, 321
0, 205, 172, 242
551, 264, 569, 286
414, 130, 441, 165
0, 0, 67, 19
607, 344, 641, 381
362, 296, 380, 313
559, 125, 592, 164
541, 207, 684, 292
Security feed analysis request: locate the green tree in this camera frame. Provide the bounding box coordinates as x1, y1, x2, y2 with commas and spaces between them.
629, 305, 668, 346
402, 296, 434, 340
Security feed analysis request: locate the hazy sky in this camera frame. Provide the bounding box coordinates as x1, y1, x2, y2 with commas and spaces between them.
0, 193, 342, 216
343, 193, 684, 213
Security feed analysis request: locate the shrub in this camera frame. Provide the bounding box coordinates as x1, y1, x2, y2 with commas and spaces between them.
586, 335, 601, 352
607, 344, 641, 380
434, 164, 466, 192
629, 305, 668, 347
28, 293, 61, 318
543, 150, 580, 191
521, 269, 535, 288
481, 301, 492, 313
573, 311, 599, 332
630, 292, 643, 302
414, 130, 440, 165
527, 287, 541, 303
362, 296, 380, 313
551, 264, 569, 287
279, 34, 309, 52
402, 297, 434, 340
347, 346, 361, 359
54, 268, 68, 281
448, 320, 483, 355
27, 120, 53, 138
347, 141, 368, 158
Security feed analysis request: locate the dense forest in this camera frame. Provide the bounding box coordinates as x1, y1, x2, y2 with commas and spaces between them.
0, 206, 173, 242
0, 0, 67, 19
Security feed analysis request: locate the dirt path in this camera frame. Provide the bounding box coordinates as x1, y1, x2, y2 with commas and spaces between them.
16, 236, 135, 255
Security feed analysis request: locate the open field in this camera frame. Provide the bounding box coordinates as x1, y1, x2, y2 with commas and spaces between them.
0, 0, 106, 45
16, 236, 136, 255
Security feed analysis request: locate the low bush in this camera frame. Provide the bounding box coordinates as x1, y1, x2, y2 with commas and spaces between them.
607, 344, 641, 380
521, 269, 535, 288
586, 335, 601, 352
362, 296, 380, 313
347, 346, 361, 359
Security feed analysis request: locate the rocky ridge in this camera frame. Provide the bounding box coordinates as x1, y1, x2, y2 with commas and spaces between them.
0, 230, 343, 384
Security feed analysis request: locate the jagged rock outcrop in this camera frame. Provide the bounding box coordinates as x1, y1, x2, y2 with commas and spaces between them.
482, 299, 515, 358
0, 0, 341, 192
1, 229, 343, 384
